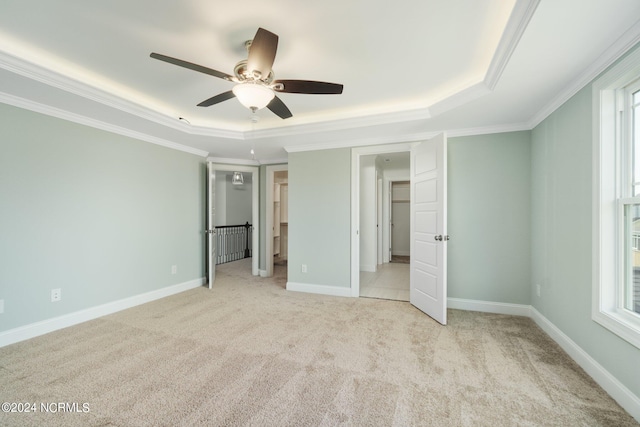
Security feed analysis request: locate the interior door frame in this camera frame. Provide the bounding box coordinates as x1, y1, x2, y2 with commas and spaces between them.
350, 142, 415, 297
265, 164, 288, 277
207, 161, 260, 278
389, 179, 411, 260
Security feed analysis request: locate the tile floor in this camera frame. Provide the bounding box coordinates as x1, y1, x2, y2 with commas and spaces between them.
359, 261, 409, 301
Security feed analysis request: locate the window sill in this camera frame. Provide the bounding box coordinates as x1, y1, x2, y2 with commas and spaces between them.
593, 309, 640, 350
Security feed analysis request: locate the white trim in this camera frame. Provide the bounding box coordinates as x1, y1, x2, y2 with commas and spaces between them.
207, 163, 260, 277
484, 0, 540, 90
265, 164, 289, 277
206, 156, 260, 166
206, 157, 287, 166
0, 278, 205, 348
0, 8, 635, 163
529, 20, 640, 129
285, 279, 640, 421
592, 44, 640, 351
0, 48, 245, 140
447, 297, 532, 317
259, 158, 288, 165
351, 143, 416, 298
286, 131, 435, 154
531, 307, 640, 423
285, 123, 533, 155
252, 108, 432, 141
286, 282, 352, 298
0, 0, 538, 144
0, 91, 209, 157
447, 122, 531, 138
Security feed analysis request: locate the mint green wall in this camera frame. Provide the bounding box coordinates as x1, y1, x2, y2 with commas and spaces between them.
0, 104, 205, 332
448, 132, 531, 304
531, 83, 640, 397
287, 149, 351, 287
287, 136, 531, 301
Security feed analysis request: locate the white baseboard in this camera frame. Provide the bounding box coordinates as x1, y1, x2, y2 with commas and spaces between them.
259, 269, 268, 277
0, 277, 205, 348
447, 297, 532, 317
286, 282, 352, 297
530, 307, 640, 423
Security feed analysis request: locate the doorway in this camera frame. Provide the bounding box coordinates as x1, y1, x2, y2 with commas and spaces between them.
391, 181, 410, 263
351, 134, 448, 324
206, 162, 259, 288
265, 164, 288, 278
357, 152, 411, 301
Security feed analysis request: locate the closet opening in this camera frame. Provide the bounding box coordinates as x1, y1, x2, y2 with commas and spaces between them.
265, 165, 288, 280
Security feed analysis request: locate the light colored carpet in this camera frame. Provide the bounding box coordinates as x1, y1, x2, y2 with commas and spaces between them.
0, 259, 637, 426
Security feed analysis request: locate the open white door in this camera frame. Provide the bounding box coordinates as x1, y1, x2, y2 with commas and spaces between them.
410, 133, 447, 324
206, 162, 216, 289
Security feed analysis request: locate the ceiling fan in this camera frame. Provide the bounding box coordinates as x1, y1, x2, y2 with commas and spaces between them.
150, 27, 344, 119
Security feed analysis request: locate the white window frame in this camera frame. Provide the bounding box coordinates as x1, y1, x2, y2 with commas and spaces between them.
593, 46, 640, 350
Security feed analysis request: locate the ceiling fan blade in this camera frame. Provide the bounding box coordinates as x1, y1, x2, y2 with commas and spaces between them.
247, 28, 278, 80
267, 96, 292, 119
273, 79, 343, 94
197, 90, 236, 107
150, 52, 233, 81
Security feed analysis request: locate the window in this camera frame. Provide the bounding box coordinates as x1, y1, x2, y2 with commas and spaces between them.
593, 46, 640, 349
624, 83, 640, 315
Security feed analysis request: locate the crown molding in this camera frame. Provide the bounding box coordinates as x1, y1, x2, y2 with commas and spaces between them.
0, 46, 436, 141
245, 106, 432, 141
6, 0, 613, 159
0, 0, 533, 144
447, 122, 532, 138
0, 0, 535, 144
258, 157, 288, 165
285, 131, 437, 154
528, 20, 640, 129
0, 91, 209, 157
484, 0, 540, 90
0, 48, 245, 140
206, 157, 260, 166
285, 121, 535, 154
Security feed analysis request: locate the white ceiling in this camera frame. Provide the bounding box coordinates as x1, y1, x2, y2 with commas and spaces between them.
0, 0, 639, 162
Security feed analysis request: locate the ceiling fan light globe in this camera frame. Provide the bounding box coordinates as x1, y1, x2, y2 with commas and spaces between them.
232, 83, 275, 110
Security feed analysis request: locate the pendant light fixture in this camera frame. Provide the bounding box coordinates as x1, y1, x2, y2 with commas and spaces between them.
232, 171, 244, 185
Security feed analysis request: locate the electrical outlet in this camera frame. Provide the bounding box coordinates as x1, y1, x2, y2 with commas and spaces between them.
171, 265, 177, 274
536, 284, 541, 297
301, 264, 307, 273
51, 288, 61, 302
0, 299, 4, 314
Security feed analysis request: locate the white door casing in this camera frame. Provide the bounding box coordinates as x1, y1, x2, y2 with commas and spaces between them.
206, 162, 216, 288
410, 133, 448, 324
350, 142, 415, 297
265, 164, 288, 277
206, 161, 260, 286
